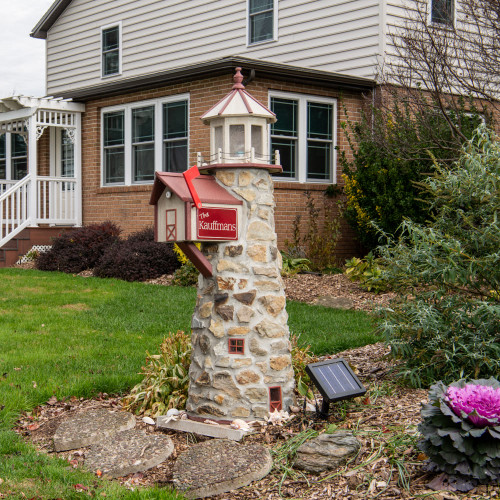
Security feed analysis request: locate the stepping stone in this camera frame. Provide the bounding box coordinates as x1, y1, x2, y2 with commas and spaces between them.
85, 428, 174, 478
53, 408, 136, 452
294, 430, 361, 473
173, 439, 272, 499
313, 296, 354, 310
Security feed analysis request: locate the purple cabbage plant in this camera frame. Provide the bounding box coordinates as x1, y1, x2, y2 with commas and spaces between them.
418, 378, 500, 491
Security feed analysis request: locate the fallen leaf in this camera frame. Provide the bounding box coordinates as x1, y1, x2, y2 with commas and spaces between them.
27, 423, 39, 431
96, 470, 102, 478
47, 396, 57, 406
73, 484, 88, 492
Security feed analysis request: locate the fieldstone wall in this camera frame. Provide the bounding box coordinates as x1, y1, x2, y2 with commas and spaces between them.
186, 167, 295, 420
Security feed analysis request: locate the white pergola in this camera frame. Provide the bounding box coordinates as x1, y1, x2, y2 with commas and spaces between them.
0, 96, 85, 246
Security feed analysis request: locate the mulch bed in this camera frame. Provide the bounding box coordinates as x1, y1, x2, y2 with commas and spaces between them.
11, 267, 498, 498
15, 343, 498, 499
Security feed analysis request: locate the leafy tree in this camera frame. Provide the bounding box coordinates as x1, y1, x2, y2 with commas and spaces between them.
377, 125, 500, 387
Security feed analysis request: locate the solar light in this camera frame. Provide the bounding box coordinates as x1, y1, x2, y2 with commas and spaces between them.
305, 358, 367, 419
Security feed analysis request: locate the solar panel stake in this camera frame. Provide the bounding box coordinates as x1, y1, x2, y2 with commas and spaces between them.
306, 358, 367, 420
319, 399, 330, 419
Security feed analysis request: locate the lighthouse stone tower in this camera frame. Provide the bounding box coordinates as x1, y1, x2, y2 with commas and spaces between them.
185, 68, 295, 420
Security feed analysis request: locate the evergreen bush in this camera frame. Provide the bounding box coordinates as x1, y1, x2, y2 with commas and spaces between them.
341, 97, 486, 250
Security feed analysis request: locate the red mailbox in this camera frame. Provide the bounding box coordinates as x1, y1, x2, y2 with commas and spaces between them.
150, 172, 243, 244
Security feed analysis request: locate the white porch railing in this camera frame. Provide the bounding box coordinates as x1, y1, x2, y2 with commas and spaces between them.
0, 175, 78, 247
0, 180, 17, 195
37, 177, 77, 224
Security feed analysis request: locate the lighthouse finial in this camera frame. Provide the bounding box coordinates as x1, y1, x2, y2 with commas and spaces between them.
232, 67, 245, 89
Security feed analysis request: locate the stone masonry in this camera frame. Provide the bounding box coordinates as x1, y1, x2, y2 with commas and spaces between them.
186, 167, 295, 420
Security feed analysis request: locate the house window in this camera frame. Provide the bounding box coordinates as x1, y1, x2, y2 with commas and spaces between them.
163, 100, 188, 173
101, 95, 189, 186
248, 0, 276, 44
102, 24, 121, 77
430, 0, 454, 25
0, 133, 27, 181
270, 92, 336, 183
228, 338, 245, 354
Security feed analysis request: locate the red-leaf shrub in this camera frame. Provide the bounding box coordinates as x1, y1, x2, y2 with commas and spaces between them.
35, 222, 121, 273
93, 228, 180, 281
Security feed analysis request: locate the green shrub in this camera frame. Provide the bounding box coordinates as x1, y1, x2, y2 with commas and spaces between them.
341, 96, 486, 250
344, 252, 389, 293
418, 379, 500, 490
281, 253, 311, 277
93, 228, 180, 281
378, 125, 500, 386
123, 331, 192, 417
172, 262, 199, 287
35, 221, 121, 273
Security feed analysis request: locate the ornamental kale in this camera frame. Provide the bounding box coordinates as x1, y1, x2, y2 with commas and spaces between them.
419, 378, 500, 491
446, 384, 500, 428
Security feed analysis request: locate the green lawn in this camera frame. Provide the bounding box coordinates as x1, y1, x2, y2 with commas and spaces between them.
0, 269, 379, 498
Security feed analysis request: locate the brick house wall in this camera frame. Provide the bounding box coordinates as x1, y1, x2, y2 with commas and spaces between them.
78, 72, 367, 260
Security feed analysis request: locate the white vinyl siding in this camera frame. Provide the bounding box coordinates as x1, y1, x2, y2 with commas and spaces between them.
45, 0, 383, 95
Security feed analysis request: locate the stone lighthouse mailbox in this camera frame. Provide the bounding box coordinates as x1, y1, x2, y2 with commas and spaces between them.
151, 172, 243, 243
151, 68, 294, 421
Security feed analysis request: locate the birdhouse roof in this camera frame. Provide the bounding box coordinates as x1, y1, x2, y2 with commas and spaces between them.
149, 172, 243, 206
201, 68, 276, 123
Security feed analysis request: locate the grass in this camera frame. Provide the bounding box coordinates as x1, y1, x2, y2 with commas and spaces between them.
0, 268, 379, 498
287, 301, 379, 355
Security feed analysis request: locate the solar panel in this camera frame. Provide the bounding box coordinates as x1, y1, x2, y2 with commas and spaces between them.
306, 358, 366, 404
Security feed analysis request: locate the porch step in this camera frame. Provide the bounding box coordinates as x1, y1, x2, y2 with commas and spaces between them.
0, 227, 74, 268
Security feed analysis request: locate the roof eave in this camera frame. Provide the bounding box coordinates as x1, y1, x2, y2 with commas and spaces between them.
53, 57, 377, 102
31, 0, 73, 40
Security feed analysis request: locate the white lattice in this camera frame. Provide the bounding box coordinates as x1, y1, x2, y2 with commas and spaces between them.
17, 245, 52, 264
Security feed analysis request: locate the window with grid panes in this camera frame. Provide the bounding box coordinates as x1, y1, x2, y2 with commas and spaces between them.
270, 93, 335, 183
11, 133, 27, 180
102, 96, 188, 186
132, 106, 155, 182
163, 101, 188, 172
431, 0, 454, 24
0, 133, 27, 181
103, 111, 125, 184
249, 0, 275, 44
102, 25, 120, 77
61, 130, 74, 178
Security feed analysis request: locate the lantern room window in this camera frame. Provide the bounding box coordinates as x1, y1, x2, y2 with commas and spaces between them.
228, 338, 244, 354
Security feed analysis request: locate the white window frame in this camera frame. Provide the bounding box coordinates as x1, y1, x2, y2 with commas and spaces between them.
269, 91, 337, 184
428, 0, 455, 26
247, 0, 278, 46
101, 22, 122, 78
0, 132, 28, 181
100, 94, 190, 187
